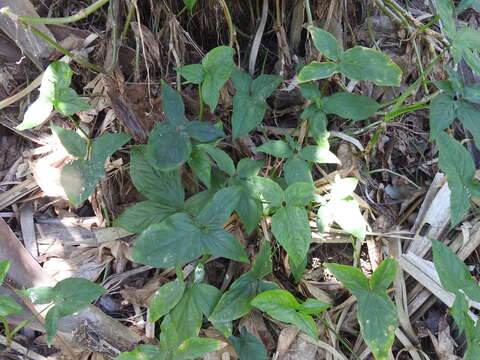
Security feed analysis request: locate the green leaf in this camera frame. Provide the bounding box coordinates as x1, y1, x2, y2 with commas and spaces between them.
327, 262, 398, 359
229, 327, 267, 360
253, 177, 284, 208
369, 259, 397, 292
115, 345, 169, 360
196, 187, 241, 228
176, 63, 205, 84
298, 145, 340, 164
53, 87, 90, 116
309, 26, 343, 61
147, 122, 192, 170
436, 132, 475, 226
248, 241, 273, 280
91, 133, 132, 165
203, 145, 235, 176
251, 290, 318, 339
463, 83, 480, 104
232, 69, 253, 91
308, 111, 328, 141
0, 295, 24, 316
45, 278, 106, 344
356, 290, 398, 360
191, 283, 222, 317
453, 27, 480, 51
231, 179, 263, 234
297, 62, 339, 82
323, 92, 380, 120
149, 280, 185, 322
184, 190, 215, 216
271, 206, 311, 270
251, 74, 282, 100
300, 298, 330, 315
209, 243, 272, 322
461, 48, 480, 74
437, 0, 456, 38
325, 263, 369, 295
431, 239, 480, 297
184, 121, 225, 142
339, 47, 402, 86
457, 100, 480, 149
173, 337, 224, 360
330, 199, 367, 241
114, 201, 178, 234
51, 126, 87, 158
61, 133, 130, 206
299, 82, 321, 101
160, 314, 181, 350
17, 286, 55, 305
133, 212, 248, 268
129, 146, 184, 207
189, 146, 212, 188
201, 46, 235, 111
61, 160, 103, 205
232, 90, 268, 139
236, 158, 263, 179
458, 0, 480, 11
161, 81, 185, 125
284, 182, 314, 206
163, 284, 203, 348
209, 276, 259, 322
429, 93, 457, 138
284, 156, 312, 186
257, 140, 293, 158
0, 261, 9, 285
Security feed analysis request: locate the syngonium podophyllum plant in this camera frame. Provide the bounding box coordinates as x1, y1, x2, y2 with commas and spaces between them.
108, 36, 404, 359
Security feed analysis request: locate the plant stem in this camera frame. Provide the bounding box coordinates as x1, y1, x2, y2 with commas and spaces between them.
27, 25, 106, 74
218, 0, 236, 47
67, 115, 92, 157
121, 0, 137, 41
304, 0, 313, 26
0, 0, 109, 25
198, 84, 204, 121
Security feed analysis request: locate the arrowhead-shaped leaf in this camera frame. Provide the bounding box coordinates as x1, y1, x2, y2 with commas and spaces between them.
339, 47, 402, 86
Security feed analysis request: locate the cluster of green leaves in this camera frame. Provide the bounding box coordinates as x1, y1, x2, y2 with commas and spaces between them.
53, 126, 131, 205
437, 0, 480, 73
299, 82, 380, 140
326, 259, 398, 360
19, 277, 106, 344
21, 28, 406, 359
17, 61, 91, 131
429, 0, 480, 226
140, 271, 225, 359
432, 239, 480, 359
298, 26, 402, 86
17, 61, 131, 205
176, 46, 235, 112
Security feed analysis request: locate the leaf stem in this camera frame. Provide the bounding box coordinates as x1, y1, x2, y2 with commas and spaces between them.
0, 0, 109, 25
27, 25, 106, 74
304, 0, 313, 26
218, 0, 236, 47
